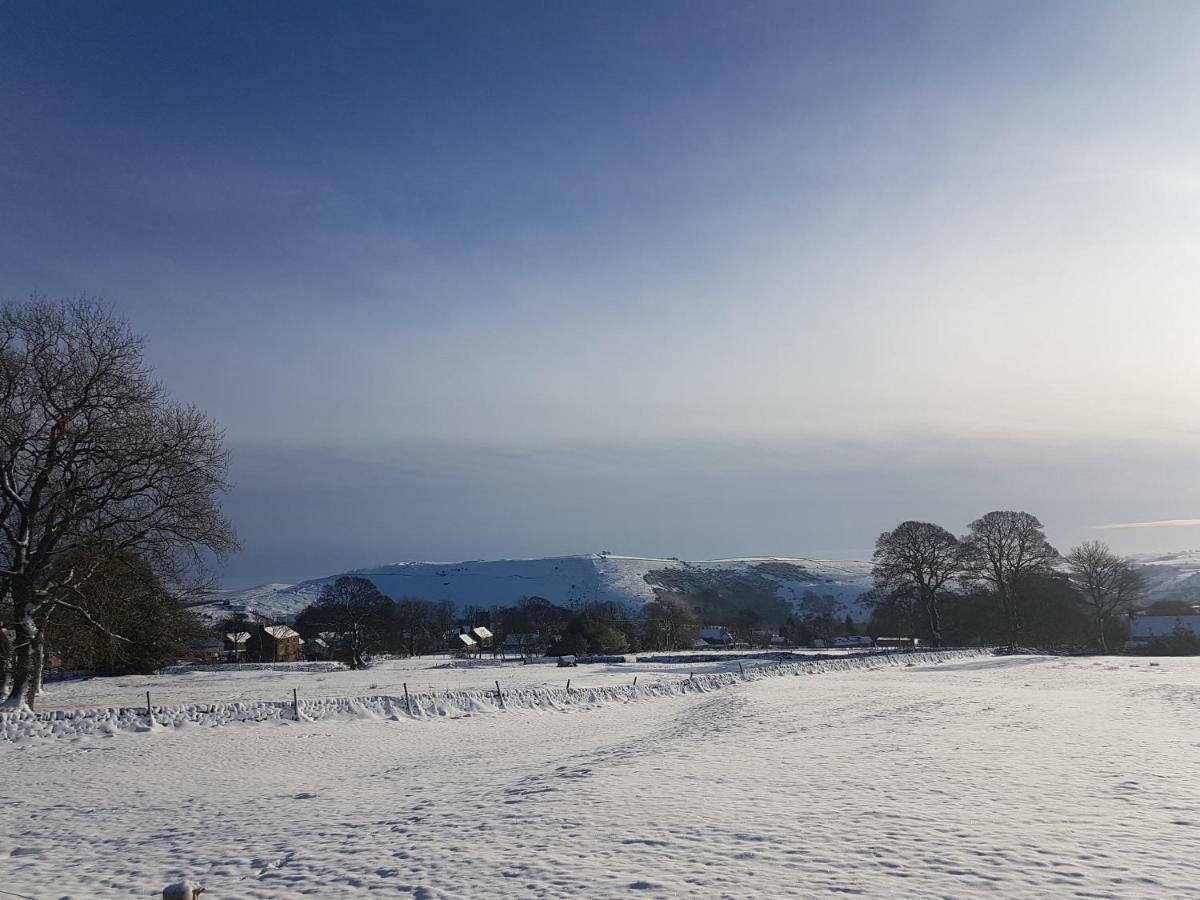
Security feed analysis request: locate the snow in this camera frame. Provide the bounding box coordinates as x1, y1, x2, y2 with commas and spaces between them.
20, 650, 890, 713
201, 551, 1200, 626
4, 653, 1198, 898
203, 554, 876, 622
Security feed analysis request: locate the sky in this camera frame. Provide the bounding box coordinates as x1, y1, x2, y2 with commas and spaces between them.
3, 1, 1200, 586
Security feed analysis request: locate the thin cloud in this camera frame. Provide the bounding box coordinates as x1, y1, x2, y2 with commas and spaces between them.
1092, 519, 1200, 530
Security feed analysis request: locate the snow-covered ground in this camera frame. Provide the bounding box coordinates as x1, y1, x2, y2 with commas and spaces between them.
3, 654, 1199, 897
27, 651, 870, 712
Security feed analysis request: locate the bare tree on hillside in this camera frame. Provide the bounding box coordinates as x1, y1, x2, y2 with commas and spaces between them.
961, 511, 1059, 649
1066, 541, 1144, 651
0, 297, 237, 709
872, 521, 963, 646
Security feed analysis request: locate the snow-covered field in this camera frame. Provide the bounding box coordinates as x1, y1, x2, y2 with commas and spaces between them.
26, 651, 873, 712
3, 654, 1198, 898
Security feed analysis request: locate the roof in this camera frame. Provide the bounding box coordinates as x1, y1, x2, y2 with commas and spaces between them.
698, 628, 732, 642
225, 632, 251, 644
262, 624, 300, 640
1130, 615, 1200, 639
456, 633, 477, 647
470, 626, 493, 640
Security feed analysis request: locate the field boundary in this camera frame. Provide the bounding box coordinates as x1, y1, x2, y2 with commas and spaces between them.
1, 648, 989, 742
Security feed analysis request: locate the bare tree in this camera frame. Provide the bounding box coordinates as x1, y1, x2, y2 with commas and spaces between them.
961, 511, 1059, 649
0, 297, 237, 709
1066, 541, 1143, 651
642, 594, 697, 651
301, 576, 393, 668
872, 521, 963, 646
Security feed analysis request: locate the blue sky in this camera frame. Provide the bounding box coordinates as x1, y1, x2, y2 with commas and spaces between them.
4, 2, 1200, 584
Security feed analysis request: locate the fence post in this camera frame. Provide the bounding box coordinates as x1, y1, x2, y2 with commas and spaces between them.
403, 682, 411, 716
566, 679, 571, 693
293, 688, 299, 720
738, 661, 744, 675
632, 676, 637, 687
146, 690, 152, 720
495, 680, 504, 708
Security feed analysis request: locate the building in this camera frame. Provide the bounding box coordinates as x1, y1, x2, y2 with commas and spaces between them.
223, 631, 250, 662
1128, 615, 1200, 646
303, 636, 331, 661
694, 627, 734, 649
454, 632, 477, 654
247, 624, 302, 662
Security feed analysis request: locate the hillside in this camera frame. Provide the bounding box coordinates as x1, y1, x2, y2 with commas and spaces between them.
206, 555, 876, 623
206, 549, 1200, 625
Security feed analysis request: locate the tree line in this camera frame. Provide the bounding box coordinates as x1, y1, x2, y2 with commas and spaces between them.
870, 512, 1145, 651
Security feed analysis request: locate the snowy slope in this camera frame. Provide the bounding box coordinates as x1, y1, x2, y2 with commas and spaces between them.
206, 549, 1200, 624
207, 554, 875, 622
1130, 549, 1200, 604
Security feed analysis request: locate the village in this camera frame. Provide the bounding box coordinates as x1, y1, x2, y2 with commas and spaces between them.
182, 604, 919, 669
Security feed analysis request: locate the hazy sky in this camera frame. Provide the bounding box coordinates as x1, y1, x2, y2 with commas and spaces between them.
4, 1, 1200, 585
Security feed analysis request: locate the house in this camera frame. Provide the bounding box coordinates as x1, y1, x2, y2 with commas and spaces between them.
303, 636, 331, 661
695, 627, 734, 649
469, 626, 494, 649
1128, 615, 1200, 646
247, 624, 302, 662
223, 631, 250, 662
454, 632, 477, 654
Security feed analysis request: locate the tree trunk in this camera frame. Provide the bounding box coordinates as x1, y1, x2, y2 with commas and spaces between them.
1000, 583, 1021, 650
2, 606, 36, 711
1097, 615, 1108, 652
0, 624, 11, 700
924, 589, 942, 647
27, 628, 47, 705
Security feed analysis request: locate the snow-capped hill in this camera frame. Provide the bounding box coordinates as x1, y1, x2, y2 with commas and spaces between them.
1130, 550, 1200, 604
211, 554, 875, 622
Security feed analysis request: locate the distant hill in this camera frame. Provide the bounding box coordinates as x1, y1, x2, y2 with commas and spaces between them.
202, 549, 1200, 625
1129, 550, 1200, 606
203, 555, 876, 623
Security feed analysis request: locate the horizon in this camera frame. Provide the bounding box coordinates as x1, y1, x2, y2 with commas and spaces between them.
5, 1, 1200, 584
